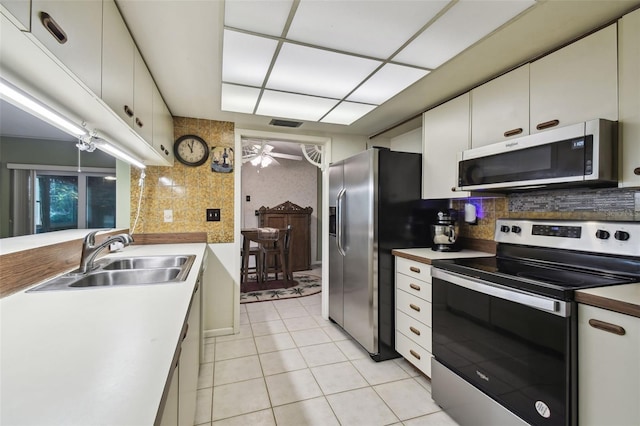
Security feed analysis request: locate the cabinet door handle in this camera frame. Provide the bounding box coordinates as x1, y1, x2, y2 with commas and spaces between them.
135, 117, 144, 128
124, 105, 134, 117
409, 349, 421, 360
181, 323, 189, 341
503, 128, 523, 137
536, 119, 560, 131
409, 283, 421, 291
451, 187, 457, 192
409, 266, 421, 273
634, 167, 640, 176
409, 326, 421, 336
174, 347, 182, 368
588, 319, 626, 336
40, 12, 68, 44
409, 303, 421, 312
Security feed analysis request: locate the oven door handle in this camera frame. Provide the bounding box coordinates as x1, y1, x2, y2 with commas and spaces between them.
432, 269, 568, 317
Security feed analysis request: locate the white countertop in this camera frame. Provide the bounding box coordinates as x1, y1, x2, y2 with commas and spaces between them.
392, 247, 494, 264
0, 243, 207, 425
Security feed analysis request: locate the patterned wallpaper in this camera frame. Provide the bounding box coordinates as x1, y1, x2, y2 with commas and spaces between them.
453, 187, 640, 241
130, 117, 235, 243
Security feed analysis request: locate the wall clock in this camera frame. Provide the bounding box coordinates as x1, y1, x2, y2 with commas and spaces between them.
173, 135, 209, 166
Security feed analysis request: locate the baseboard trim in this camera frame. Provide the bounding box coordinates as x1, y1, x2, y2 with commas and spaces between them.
204, 327, 234, 339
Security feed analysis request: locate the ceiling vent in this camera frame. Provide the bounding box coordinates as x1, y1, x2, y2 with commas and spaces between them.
269, 119, 303, 128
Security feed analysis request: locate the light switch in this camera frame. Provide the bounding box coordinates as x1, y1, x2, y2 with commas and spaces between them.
207, 208, 220, 221
164, 209, 173, 222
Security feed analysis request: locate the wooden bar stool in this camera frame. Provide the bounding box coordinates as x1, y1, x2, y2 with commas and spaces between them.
259, 227, 291, 287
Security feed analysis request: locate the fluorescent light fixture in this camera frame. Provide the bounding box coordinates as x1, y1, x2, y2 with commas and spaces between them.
0, 78, 87, 137
347, 64, 429, 105
321, 101, 376, 125
221, 83, 261, 114
94, 139, 146, 170
267, 43, 382, 99
224, 0, 293, 37
257, 90, 339, 122
222, 30, 278, 86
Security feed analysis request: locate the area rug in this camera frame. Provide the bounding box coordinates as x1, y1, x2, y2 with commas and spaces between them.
240, 273, 321, 303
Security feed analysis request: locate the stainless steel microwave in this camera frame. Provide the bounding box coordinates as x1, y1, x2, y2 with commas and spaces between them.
457, 119, 617, 191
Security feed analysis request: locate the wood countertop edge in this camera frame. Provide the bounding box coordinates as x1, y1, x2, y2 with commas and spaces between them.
575, 292, 640, 319
391, 250, 433, 265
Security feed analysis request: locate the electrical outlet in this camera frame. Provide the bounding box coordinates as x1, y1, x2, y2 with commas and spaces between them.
164, 209, 173, 222
206, 208, 220, 222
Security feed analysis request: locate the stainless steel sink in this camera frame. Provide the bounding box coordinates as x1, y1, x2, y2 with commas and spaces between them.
28, 255, 196, 292
100, 255, 191, 270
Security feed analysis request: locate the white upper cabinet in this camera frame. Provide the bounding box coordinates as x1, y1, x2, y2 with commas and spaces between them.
471, 64, 530, 148
422, 93, 470, 199
1, 0, 31, 31
30, 0, 103, 96
530, 24, 618, 133
618, 8, 640, 188
134, 50, 153, 144
153, 85, 175, 165
102, 0, 134, 127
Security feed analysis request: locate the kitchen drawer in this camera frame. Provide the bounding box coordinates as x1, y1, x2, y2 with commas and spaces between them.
396, 310, 432, 352
396, 288, 431, 325
396, 257, 431, 282
396, 330, 432, 377
396, 272, 431, 302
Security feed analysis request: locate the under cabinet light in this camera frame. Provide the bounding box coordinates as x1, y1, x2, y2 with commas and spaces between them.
0, 78, 87, 137
93, 139, 146, 170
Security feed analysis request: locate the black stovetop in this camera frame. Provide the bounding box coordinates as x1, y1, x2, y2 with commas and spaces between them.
432, 245, 640, 300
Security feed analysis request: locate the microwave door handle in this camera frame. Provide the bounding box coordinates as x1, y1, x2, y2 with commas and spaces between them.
432, 269, 567, 317
336, 188, 346, 256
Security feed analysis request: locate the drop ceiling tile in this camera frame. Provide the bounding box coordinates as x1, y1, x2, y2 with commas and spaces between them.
256, 90, 339, 122
267, 43, 382, 99
222, 30, 278, 86
321, 102, 376, 125
394, 0, 535, 69
221, 84, 261, 114
347, 64, 429, 105
224, 0, 293, 37
287, 0, 450, 58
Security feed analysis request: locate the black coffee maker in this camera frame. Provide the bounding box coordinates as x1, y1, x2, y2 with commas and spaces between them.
430, 210, 460, 252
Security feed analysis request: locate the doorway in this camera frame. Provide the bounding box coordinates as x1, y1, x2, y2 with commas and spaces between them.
234, 129, 331, 328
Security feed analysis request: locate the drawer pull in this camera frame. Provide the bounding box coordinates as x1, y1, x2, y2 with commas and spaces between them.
503, 128, 523, 137
124, 105, 134, 117
589, 319, 625, 336
409, 283, 421, 291
40, 12, 68, 44
536, 119, 560, 131
634, 167, 640, 176
409, 266, 421, 273
409, 303, 421, 312
409, 326, 421, 336
135, 117, 144, 128
409, 349, 421, 360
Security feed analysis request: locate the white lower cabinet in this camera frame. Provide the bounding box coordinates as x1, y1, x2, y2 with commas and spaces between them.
578, 304, 639, 425
158, 277, 202, 426
395, 256, 433, 377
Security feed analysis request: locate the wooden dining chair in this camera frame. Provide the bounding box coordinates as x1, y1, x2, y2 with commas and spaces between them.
259, 226, 291, 286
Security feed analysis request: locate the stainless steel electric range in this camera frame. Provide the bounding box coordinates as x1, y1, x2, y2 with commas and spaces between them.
430, 219, 640, 426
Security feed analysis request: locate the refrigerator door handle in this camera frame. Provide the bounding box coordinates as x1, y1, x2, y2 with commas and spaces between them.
336, 188, 346, 256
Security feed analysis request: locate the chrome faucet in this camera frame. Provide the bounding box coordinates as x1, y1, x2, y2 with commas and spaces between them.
78, 230, 134, 273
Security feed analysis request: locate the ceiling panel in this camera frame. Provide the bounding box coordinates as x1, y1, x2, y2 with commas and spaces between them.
222, 30, 278, 86
224, 0, 293, 37
287, 0, 450, 58
221, 84, 261, 114
320, 102, 377, 125
256, 90, 339, 122
266, 43, 382, 99
394, 0, 536, 69
347, 63, 429, 105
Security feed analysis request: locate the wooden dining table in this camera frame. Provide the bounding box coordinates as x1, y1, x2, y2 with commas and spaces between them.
241, 228, 290, 288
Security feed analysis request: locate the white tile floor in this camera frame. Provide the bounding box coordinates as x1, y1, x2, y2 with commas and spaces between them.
195, 291, 460, 426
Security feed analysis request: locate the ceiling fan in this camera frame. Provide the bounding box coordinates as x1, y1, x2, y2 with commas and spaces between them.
241, 139, 302, 168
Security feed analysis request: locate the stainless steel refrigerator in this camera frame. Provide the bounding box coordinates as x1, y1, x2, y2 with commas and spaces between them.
328, 148, 445, 361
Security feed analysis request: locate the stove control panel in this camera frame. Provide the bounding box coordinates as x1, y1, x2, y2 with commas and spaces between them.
495, 219, 640, 257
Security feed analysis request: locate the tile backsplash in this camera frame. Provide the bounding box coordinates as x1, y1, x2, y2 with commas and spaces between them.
130, 117, 235, 243
454, 187, 640, 241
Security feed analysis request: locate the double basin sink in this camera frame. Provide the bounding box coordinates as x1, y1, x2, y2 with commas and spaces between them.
28, 255, 196, 292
